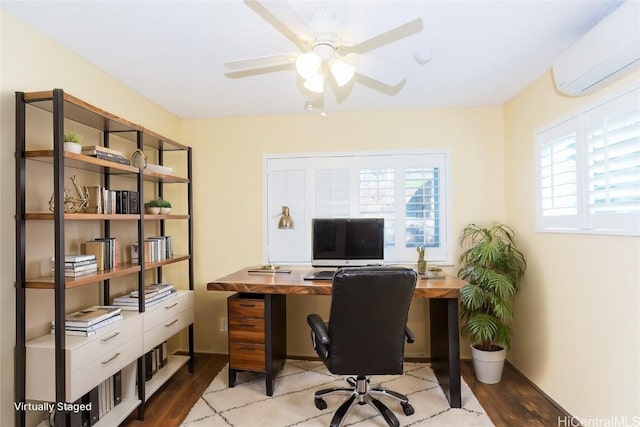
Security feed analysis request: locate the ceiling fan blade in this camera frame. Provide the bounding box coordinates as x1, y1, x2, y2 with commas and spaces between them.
224, 53, 298, 71
245, 0, 314, 50
350, 54, 406, 88
340, 18, 424, 56
225, 62, 295, 79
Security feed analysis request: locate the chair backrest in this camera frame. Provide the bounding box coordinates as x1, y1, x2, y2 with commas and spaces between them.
326, 266, 417, 375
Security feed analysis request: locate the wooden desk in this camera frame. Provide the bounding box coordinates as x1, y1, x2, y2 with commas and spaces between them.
207, 266, 464, 407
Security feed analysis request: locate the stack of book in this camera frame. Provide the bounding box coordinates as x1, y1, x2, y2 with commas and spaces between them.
85, 186, 140, 215
51, 305, 122, 337
81, 145, 130, 165
112, 283, 176, 310
50, 254, 98, 277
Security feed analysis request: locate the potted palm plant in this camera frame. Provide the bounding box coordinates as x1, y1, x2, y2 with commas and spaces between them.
458, 222, 526, 384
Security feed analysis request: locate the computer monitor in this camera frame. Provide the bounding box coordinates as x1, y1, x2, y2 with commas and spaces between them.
311, 218, 384, 267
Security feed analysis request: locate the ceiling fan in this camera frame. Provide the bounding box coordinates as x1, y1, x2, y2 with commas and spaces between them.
224, 0, 424, 96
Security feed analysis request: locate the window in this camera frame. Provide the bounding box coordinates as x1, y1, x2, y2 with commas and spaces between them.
536, 83, 640, 235
265, 151, 450, 264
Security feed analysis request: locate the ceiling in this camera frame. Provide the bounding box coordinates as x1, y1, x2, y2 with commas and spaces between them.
1, 0, 625, 119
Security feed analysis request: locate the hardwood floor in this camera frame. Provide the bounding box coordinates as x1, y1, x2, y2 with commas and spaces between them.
121, 354, 569, 427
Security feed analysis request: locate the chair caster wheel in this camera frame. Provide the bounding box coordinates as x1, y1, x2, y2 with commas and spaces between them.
401, 402, 414, 416
315, 398, 328, 410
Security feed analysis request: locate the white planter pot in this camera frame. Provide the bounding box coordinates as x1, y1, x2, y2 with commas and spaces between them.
64, 142, 82, 153
471, 344, 506, 384
145, 207, 160, 215
159, 207, 171, 215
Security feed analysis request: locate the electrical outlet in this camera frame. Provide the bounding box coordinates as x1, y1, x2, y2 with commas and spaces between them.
219, 317, 227, 332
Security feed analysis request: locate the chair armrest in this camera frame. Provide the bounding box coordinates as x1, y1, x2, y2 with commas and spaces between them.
307, 314, 330, 345
405, 326, 415, 344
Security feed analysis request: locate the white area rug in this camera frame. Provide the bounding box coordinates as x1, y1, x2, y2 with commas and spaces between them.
181, 360, 494, 426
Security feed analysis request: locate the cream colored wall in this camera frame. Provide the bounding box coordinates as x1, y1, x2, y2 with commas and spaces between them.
504, 70, 640, 420
183, 107, 505, 357
0, 10, 182, 427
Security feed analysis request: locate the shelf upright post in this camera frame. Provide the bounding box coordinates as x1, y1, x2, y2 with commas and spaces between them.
157, 142, 164, 284
187, 146, 195, 373
102, 130, 112, 303
135, 129, 146, 420
14, 92, 27, 427
52, 88, 68, 426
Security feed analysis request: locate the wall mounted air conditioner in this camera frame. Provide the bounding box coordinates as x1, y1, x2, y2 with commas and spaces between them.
552, 1, 640, 96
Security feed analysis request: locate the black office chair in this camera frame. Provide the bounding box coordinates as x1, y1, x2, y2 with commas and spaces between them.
307, 266, 418, 427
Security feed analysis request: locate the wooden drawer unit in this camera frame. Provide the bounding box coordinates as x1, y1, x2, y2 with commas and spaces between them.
227, 293, 286, 396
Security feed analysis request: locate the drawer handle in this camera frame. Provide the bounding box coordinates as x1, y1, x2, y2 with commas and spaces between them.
164, 302, 178, 309
101, 353, 121, 365
239, 303, 255, 307
101, 332, 120, 342
165, 319, 179, 327
239, 346, 256, 351
238, 324, 256, 328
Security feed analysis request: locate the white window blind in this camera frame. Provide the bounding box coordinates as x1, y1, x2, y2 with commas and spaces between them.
265, 151, 450, 264
536, 82, 640, 235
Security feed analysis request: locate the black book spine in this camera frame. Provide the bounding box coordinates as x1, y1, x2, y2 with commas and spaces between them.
128, 191, 140, 214
145, 351, 153, 381
113, 371, 122, 406
86, 386, 99, 425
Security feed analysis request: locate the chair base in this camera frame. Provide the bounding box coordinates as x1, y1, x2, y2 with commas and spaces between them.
313, 375, 414, 427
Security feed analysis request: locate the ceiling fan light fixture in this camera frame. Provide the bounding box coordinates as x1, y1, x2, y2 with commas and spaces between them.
329, 57, 355, 87
296, 52, 322, 80
304, 74, 324, 93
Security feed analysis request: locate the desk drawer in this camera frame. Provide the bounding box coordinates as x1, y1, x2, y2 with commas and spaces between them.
229, 342, 265, 372
228, 295, 264, 318
229, 318, 265, 343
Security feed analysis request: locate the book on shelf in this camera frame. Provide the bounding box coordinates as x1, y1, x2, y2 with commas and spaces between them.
81, 145, 125, 157
51, 313, 123, 335
51, 266, 98, 278
50, 255, 98, 277
89, 152, 131, 166
51, 254, 96, 263
113, 288, 176, 306
56, 305, 122, 328
84, 185, 103, 214
130, 236, 172, 264
130, 283, 174, 298
83, 241, 106, 270
113, 289, 178, 310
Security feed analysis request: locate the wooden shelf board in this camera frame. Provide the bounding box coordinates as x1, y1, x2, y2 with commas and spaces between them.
143, 255, 191, 270
143, 214, 190, 220
24, 150, 188, 183
25, 150, 138, 174
26, 256, 190, 289
26, 264, 141, 289
25, 213, 189, 220
25, 213, 141, 220
23, 90, 187, 151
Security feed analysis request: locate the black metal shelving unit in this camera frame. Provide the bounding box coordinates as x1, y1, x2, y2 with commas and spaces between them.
14, 89, 194, 427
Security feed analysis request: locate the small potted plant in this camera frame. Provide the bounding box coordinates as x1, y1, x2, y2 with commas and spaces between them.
63, 132, 82, 153
458, 222, 526, 384
144, 198, 171, 215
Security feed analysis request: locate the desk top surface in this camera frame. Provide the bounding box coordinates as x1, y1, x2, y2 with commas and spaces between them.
207, 266, 464, 299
